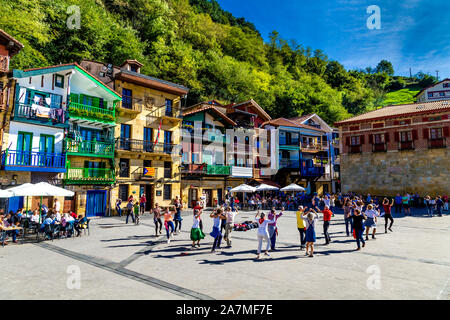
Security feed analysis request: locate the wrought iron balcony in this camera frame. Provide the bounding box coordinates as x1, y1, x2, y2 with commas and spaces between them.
301, 166, 325, 177
279, 158, 299, 169
117, 96, 143, 115
1, 150, 66, 172
428, 137, 446, 149
206, 165, 231, 175
181, 163, 207, 175
65, 138, 114, 158
349, 145, 362, 154
64, 167, 115, 185
115, 138, 176, 155
14, 102, 67, 124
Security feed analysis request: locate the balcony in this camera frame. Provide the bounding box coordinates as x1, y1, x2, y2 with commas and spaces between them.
146, 105, 182, 127
1, 150, 66, 172
428, 137, 446, 149
349, 145, 362, 154
0, 55, 9, 72
372, 143, 387, 153
134, 167, 158, 181
301, 166, 325, 177
181, 163, 207, 175
279, 158, 299, 169
65, 138, 114, 158
399, 141, 414, 151
206, 165, 231, 175
14, 102, 67, 126
115, 138, 176, 157
301, 143, 327, 152
64, 167, 115, 185
68, 102, 115, 124
117, 97, 142, 117
230, 166, 253, 178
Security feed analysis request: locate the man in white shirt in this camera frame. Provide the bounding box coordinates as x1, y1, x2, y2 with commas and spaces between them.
54, 199, 61, 214
224, 206, 238, 247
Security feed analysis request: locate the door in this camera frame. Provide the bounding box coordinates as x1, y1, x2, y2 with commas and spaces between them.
63, 196, 76, 213
86, 190, 107, 217
188, 188, 198, 208
217, 189, 223, 205
39, 134, 55, 167
144, 127, 153, 152
120, 124, 131, 150
204, 189, 213, 207
145, 185, 153, 211
17, 132, 33, 165
31, 196, 53, 213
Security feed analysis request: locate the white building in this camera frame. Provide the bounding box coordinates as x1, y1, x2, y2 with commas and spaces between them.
416, 78, 450, 103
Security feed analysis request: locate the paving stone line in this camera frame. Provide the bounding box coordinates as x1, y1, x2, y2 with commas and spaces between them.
35, 242, 214, 300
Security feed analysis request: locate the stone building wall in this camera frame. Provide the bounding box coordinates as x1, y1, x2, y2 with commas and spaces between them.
341, 148, 450, 196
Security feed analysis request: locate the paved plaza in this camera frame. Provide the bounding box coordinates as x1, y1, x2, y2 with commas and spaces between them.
1, 208, 450, 300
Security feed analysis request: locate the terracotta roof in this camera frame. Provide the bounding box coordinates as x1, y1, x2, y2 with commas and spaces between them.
21, 62, 122, 98
116, 70, 189, 95
230, 99, 271, 121
415, 78, 450, 97
289, 114, 314, 124
0, 29, 24, 56
262, 118, 325, 132
183, 105, 237, 126
334, 100, 450, 126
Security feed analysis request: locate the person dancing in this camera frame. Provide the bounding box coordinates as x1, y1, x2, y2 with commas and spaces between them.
382, 198, 394, 233
254, 210, 276, 260
190, 209, 205, 248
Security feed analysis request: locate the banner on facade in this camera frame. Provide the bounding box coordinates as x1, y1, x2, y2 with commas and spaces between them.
143, 167, 156, 177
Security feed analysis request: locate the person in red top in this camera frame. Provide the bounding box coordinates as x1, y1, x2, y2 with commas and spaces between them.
139, 194, 147, 216
316, 205, 332, 245
382, 198, 394, 233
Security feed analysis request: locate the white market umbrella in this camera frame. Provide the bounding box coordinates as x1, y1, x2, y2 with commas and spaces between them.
0, 189, 13, 198
280, 183, 305, 192
230, 184, 256, 210
255, 184, 279, 191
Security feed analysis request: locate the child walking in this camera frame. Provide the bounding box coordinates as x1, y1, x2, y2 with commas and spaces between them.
191, 209, 205, 248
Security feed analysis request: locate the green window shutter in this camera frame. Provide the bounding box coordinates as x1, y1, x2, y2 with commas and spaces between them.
93, 97, 100, 108
70, 93, 79, 104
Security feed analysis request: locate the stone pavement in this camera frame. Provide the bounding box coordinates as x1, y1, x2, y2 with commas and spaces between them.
1, 208, 449, 300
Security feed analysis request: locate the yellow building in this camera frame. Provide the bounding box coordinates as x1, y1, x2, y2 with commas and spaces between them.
81, 60, 189, 214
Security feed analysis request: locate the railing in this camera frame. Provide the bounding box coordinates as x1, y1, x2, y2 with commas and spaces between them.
118, 96, 143, 113
146, 104, 182, 120
332, 140, 339, 148
279, 137, 300, 146
0, 91, 5, 110
301, 143, 327, 152
280, 158, 299, 169
116, 138, 176, 155
65, 138, 114, 157
301, 166, 325, 177
399, 141, 414, 151
349, 145, 362, 154
68, 102, 115, 123
15, 102, 66, 124
428, 137, 446, 149
0, 55, 9, 72
1, 150, 66, 170
206, 165, 231, 175
372, 143, 387, 152
134, 167, 158, 180
65, 167, 115, 184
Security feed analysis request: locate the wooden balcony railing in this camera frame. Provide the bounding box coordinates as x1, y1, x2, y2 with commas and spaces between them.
349, 145, 362, 154
428, 138, 446, 149
372, 143, 387, 152
15, 102, 67, 124
399, 141, 414, 151
64, 167, 115, 184
0, 55, 9, 72
65, 138, 114, 158
1, 150, 66, 171
181, 163, 207, 174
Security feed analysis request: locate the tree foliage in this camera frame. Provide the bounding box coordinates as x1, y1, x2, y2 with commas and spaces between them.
0, 0, 433, 124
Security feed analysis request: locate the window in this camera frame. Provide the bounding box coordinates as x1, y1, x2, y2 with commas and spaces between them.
350, 136, 361, 146
428, 93, 433, 98
17, 132, 33, 165
165, 99, 173, 117
122, 89, 132, 109
164, 162, 172, 178
164, 131, 172, 153
119, 158, 130, 177
54, 74, 64, 88
163, 184, 172, 200
373, 133, 385, 144
444, 83, 450, 88
39, 135, 55, 154
400, 131, 412, 142
430, 128, 443, 139
119, 184, 129, 202
440, 92, 445, 97
143, 127, 153, 152
120, 124, 131, 150
130, 65, 138, 72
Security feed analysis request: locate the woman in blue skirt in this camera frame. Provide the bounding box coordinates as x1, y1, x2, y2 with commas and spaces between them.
210, 208, 226, 253
302, 209, 319, 257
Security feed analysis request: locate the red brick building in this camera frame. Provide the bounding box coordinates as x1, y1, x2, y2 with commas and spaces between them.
334, 100, 450, 195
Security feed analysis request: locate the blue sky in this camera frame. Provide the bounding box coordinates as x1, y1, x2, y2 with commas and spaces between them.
216, 0, 450, 78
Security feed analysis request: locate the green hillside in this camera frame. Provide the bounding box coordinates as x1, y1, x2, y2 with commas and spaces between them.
380, 85, 422, 107
0, 0, 434, 124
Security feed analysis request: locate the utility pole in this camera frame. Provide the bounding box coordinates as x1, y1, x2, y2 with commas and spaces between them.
436, 70, 439, 81
409, 68, 412, 79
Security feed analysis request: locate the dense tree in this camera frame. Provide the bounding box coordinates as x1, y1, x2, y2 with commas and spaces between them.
375, 60, 394, 76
